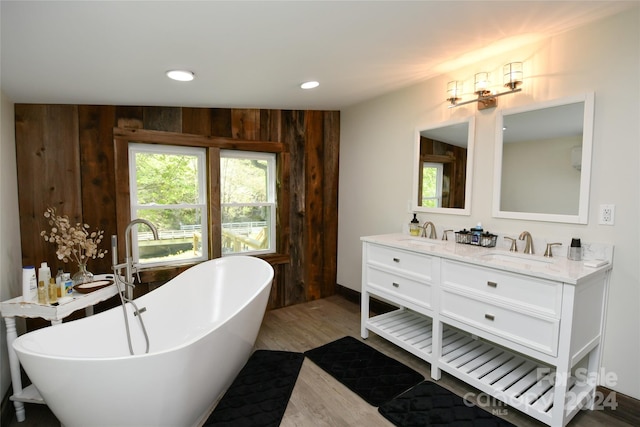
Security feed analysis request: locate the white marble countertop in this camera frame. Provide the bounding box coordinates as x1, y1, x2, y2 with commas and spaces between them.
362, 233, 613, 285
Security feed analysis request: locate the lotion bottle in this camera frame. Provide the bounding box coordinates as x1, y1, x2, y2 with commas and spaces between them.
22, 266, 37, 302
38, 262, 51, 293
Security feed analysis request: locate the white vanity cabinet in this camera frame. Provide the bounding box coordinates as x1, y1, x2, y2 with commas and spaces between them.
361, 243, 437, 363
440, 259, 562, 357
361, 235, 613, 427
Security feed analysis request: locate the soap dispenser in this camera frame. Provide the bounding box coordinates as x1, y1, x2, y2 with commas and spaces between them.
409, 214, 420, 236
471, 222, 483, 245
568, 238, 582, 261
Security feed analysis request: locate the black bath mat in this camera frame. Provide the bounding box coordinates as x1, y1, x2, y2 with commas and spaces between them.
203, 350, 304, 427
304, 336, 424, 406
379, 381, 516, 426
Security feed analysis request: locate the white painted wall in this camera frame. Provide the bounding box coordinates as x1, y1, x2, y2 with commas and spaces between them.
337, 9, 640, 399
0, 90, 22, 400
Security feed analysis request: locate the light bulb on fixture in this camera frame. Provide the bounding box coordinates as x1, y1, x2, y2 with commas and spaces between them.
474, 72, 491, 96
504, 62, 523, 90
474, 72, 496, 109
446, 81, 463, 105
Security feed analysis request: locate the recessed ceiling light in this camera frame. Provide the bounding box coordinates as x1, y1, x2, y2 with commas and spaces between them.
300, 81, 319, 89
166, 70, 195, 82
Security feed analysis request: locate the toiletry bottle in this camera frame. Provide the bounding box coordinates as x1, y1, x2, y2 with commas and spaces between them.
568, 238, 582, 261
37, 280, 47, 304
55, 267, 64, 297
471, 222, 483, 245
62, 273, 73, 296
38, 262, 51, 294
48, 277, 57, 303
409, 214, 420, 236
22, 266, 37, 302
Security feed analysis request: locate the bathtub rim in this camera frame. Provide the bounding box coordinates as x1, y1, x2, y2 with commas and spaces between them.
13, 255, 274, 362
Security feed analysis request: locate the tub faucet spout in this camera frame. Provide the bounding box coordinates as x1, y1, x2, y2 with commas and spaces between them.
123, 219, 159, 299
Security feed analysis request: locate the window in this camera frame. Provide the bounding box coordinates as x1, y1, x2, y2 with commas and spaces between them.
421, 162, 443, 208
129, 143, 208, 266
220, 150, 276, 255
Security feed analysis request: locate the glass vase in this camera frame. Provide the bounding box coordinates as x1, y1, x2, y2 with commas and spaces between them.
72, 262, 94, 286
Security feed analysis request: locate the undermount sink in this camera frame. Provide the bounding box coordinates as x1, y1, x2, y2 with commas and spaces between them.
480, 252, 554, 266
399, 237, 444, 247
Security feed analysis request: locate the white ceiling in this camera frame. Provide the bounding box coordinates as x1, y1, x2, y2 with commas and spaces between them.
0, 1, 634, 110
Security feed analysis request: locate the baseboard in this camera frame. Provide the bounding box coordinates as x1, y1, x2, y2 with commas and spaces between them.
335, 284, 396, 315
336, 284, 640, 424
597, 386, 640, 426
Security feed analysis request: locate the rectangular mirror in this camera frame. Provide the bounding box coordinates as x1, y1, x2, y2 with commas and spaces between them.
493, 93, 595, 224
412, 116, 474, 215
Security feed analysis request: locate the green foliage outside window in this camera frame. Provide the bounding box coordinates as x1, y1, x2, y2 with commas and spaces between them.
220, 157, 268, 223
422, 166, 438, 208
135, 152, 200, 229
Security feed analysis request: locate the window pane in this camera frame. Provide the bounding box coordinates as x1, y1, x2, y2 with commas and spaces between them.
135, 208, 204, 264
135, 152, 201, 205
422, 165, 438, 207
221, 206, 271, 254
220, 157, 268, 204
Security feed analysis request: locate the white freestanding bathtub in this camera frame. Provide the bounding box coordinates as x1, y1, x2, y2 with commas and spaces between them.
13, 256, 274, 427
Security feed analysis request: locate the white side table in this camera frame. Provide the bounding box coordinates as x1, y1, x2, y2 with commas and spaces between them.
0, 274, 120, 422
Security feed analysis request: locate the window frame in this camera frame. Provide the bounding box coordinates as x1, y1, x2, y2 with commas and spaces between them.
113, 127, 288, 270
128, 143, 209, 267
220, 149, 277, 256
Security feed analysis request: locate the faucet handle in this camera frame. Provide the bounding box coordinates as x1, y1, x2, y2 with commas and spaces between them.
504, 237, 517, 252
544, 242, 562, 257
442, 229, 453, 241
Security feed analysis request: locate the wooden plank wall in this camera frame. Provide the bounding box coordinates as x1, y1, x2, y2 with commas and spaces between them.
14, 104, 340, 310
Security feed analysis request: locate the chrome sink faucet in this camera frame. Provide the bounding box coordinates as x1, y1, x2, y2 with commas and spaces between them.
519, 231, 534, 254
421, 221, 437, 239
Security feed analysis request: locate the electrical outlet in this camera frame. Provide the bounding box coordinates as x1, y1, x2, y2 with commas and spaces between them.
599, 204, 615, 225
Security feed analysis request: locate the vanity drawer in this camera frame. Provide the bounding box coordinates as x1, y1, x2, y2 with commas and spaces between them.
366, 243, 433, 279
441, 259, 562, 317
366, 266, 432, 309
441, 288, 559, 356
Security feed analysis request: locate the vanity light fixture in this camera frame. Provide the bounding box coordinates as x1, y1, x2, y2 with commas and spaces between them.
446, 81, 463, 105
300, 81, 320, 89
166, 70, 195, 82
447, 62, 523, 110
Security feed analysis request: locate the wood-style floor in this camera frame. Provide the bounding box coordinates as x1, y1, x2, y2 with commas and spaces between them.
7, 295, 634, 426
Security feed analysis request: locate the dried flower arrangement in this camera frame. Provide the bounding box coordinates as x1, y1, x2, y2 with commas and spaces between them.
40, 206, 108, 265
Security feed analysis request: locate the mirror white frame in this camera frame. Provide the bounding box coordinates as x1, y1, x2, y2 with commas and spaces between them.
412, 116, 475, 215
492, 92, 595, 224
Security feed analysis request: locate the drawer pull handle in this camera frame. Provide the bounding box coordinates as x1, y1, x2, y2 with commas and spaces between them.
484, 313, 495, 321
392, 282, 400, 288
393, 258, 400, 263
487, 281, 497, 288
